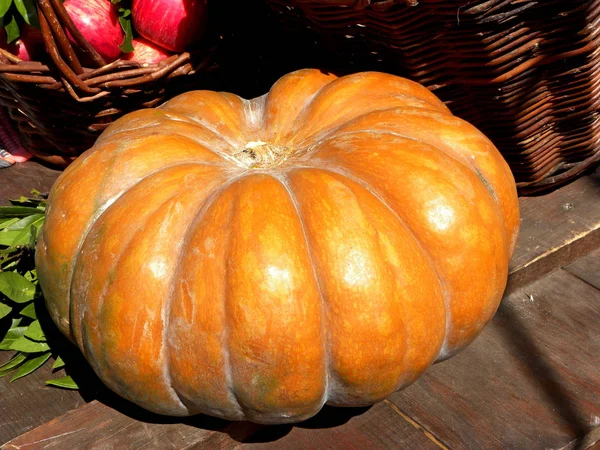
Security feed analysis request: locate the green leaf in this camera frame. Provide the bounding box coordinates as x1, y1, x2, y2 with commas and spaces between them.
0, 352, 27, 377
19, 302, 36, 319
0, 206, 43, 218
46, 375, 78, 389
52, 355, 65, 370
0, 271, 37, 303
0, 230, 23, 246
0, 218, 20, 230
1, 260, 18, 271
28, 224, 37, 248
24, 270, 36, 282
4, 12, 20, 43
6, 214, 43, 231
0, 0, 13, 18
13, 0, 38, 27
23, 320, 45, 341
9, 335, 50, 352
0, 326, 27, 350
118, 9, 134, 53
0, 302, 11, 319
11, 352, 50, 381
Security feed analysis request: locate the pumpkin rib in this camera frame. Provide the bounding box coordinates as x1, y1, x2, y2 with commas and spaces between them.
307, 127, 511, 248
293, 104, 447, 150
302, 130, 509, 357
165, 180, 247, 421
262, 69, 338, 144
311, 107, 519, 250
67, 161, 224, 343
163, 174, 250, 417
161, 112, 242, 152
221, 186, 246, 417
98, 125, 235, 166
275, 173, 331, 407
73, 166, 228, 414
294, 165, 451, 364
287, 72, 450, 146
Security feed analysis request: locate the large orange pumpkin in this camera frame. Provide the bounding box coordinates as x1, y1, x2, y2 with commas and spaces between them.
36, 69, 519, 424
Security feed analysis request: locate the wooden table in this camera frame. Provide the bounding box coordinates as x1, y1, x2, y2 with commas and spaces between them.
1, 163, 599, 450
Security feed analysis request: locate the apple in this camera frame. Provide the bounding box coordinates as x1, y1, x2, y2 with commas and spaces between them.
123, 37, 172, 65
63, 0, 123, 62
0, 25, 44, 61
132, 0, 207, 52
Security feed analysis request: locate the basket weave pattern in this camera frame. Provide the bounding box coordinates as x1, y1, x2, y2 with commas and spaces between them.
0, 0, 210, 167
268, 0, 600, 194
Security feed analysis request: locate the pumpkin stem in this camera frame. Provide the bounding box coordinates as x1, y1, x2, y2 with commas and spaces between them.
233, 141, 293, 169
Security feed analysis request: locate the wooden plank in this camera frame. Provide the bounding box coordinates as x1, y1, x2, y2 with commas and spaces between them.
0, 162, 61, 205
236, 402, 443, 450
0, 355, 85, 445
506, 168, 600, 294
389, 268, 600, 449
1, 400, 255, 450
2, 397, 443, 450
560, 426, 600, 450
564, 248, 600, 290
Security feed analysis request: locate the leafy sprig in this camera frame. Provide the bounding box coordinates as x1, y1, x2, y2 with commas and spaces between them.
111, 0, 134, 53
0, 0, 39, 43
0, 191, 77, 389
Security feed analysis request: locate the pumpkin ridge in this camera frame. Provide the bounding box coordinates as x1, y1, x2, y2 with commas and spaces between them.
308, 127, 511, 248
286, 72, 449, 146
164, 174, 250, 416
75, 172, 212, 411
275, 173, 330, 407
294, 106, 442, 150
161, 111, 242, 155
296, 165, 450, 366
295, 106, 448, 151
316, 108, 519, 250
42, 141, 205, 337
69, 163, 222, 347
106, 128, 234, 166
221, 186, 245, 417
81, 166, 230, 415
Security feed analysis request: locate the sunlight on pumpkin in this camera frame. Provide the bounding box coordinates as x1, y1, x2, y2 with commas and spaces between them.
426, 199, 456, 232
264, 265, 293, 294
343, 248, 373, 287
148, 258, 168, 279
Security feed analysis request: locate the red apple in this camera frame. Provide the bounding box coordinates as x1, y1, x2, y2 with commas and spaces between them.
123, 38, 172, 65
63, 0, 123, 62
0, 25, 44, 61
132, 0, 207, 52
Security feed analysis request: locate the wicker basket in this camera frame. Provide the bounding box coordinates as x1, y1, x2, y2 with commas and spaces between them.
0, 0, 214, 167
267, 0, 600, 194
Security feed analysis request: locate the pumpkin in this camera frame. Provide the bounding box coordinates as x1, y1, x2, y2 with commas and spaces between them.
36, 69, 520, 424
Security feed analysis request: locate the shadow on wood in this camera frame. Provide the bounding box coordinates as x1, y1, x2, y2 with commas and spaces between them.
495, 300, 589, 441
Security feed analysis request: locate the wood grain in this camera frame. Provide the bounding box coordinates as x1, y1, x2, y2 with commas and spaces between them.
564, 248, 600, 290
1, 400, 443, 450
389, 268, 600, 449
233, 402, 443, 450
506, 168, 600, 294
0, 355, 84, 445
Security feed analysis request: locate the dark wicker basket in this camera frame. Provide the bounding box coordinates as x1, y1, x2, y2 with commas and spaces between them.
0, 0, 214, 167
267, 0, 600, 194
